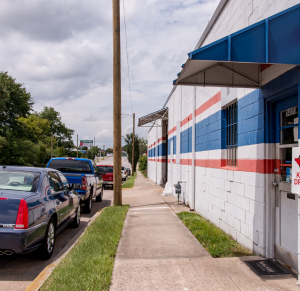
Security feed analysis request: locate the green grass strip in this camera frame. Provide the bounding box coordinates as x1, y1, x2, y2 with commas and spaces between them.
122, 171, 137, 189
41, 205, 129, 291
177, 211, 252, 258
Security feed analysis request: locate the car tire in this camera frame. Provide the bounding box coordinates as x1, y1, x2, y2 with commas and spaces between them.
70, 204, 81, 228
37, 218, 56, 260
96, 188, 103, 202
83, 194, 92, 213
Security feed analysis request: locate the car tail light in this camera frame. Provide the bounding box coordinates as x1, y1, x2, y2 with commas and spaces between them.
15, 199, 29, 229
0, 197, 7, 200
81, 176, 87, 190
124, 171, 127, 174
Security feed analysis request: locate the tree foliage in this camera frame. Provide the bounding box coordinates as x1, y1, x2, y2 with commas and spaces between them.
0, 72, 75, 166
87, 146, 100, 160
0, 72, 33, 137
123, 133, 140, 172
37, 107, 74, 143
18, 114, 50, 143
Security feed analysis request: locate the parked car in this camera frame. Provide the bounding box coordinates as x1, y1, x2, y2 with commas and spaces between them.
126, 168, 131, 176
47, 158, 103, 213
121, 166, 127, 181
0, 166, 81, 259
97, 165, 113, 189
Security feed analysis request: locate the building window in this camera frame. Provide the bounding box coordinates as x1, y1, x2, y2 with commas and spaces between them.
226, 102, 237, 166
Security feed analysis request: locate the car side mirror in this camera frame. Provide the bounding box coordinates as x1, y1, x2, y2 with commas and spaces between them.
72, 183, 81, 190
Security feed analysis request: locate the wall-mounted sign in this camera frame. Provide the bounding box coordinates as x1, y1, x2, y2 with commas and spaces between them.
291, 147, 300, 195
286, 106, 297, 117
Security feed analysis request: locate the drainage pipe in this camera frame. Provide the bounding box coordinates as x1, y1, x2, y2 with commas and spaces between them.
190, 86, 196, 211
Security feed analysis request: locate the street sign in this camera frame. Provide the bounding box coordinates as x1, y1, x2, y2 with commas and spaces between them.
80, 140, 93, 147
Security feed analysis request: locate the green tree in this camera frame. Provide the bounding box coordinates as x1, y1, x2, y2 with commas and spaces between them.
37, 107, 74, 143
87, 146, 100, 160
138, 137, 148, 155
57, 147, 65, 157
0, 72, 33, 137
123, 133, 140, 172
18, 114, 50, 143
37, 144, 47, 166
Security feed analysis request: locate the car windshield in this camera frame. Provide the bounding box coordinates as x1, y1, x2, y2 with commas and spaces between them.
122, 167, 125, 170
98, 166, 113, 174
0, 171, 40, 192
48, 160, 92, 174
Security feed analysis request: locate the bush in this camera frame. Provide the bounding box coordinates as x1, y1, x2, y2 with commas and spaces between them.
138, 155, 147, 177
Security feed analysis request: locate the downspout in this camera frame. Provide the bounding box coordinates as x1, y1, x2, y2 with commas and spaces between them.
190, 86, 196, 211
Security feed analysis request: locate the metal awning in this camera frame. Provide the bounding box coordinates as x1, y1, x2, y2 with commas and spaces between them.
138, 108, 168, 127
174, 4, 300, 88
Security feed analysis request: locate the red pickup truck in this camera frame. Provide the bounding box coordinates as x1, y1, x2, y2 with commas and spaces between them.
97, 165, 113, 188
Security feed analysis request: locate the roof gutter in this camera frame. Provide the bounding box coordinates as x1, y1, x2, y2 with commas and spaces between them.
161, 0, 229, 111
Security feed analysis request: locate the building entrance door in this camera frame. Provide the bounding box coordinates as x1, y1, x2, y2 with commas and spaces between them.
274, 95, 299, 273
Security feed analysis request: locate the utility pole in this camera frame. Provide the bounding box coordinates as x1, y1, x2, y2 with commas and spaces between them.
113, 0, 122, 206
77, 134, 78, 158
51, 132, 53, 158
94, 137, 95, 148
132, 113, 135, 176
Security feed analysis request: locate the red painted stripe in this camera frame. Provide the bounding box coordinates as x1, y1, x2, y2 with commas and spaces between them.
168, 126, 176, 135
195, 91, 221, 117
195, 159, 281, 174
151, 157, 282, 174
157, 137, 166, 143
261, 64, 272, 72
180, 114, 193, 127
148, 142, 156, 149
180, 159, 192, 166
148, 137, 166, 149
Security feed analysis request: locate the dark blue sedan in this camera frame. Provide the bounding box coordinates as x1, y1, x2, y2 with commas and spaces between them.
0, 166, 81, 259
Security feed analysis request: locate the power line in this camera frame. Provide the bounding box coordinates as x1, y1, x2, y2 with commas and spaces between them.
122, 0, 133, 116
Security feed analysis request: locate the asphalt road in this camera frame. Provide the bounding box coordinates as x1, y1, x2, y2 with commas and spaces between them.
96, 156, 132, 169
0, 157, 131, 291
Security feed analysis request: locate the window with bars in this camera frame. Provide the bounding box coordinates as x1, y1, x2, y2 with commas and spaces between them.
226, 102, 238, 167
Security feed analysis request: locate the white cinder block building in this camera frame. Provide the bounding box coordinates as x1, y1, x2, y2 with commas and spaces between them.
138, 0, 300, 279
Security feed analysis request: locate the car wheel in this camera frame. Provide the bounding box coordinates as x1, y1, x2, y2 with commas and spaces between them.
83, 194, 92, 213
38, 218, 56, 260
96, 188, 103, 202
70, 203, 81, 228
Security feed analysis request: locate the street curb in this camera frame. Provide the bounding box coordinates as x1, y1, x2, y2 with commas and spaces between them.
24, 208, 106, 291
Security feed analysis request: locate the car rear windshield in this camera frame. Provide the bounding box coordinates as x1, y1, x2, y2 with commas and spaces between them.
0, 171, 40, 192
48, 160, 92, 174
98, 166, 113, 174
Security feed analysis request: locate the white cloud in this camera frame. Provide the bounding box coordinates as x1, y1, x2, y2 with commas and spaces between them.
0, 0, 219, 148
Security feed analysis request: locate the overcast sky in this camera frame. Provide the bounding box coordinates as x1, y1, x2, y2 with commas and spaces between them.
0, 0, 219, 148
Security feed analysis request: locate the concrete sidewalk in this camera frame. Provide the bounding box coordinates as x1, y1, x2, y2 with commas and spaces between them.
110, 172, 298, 291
